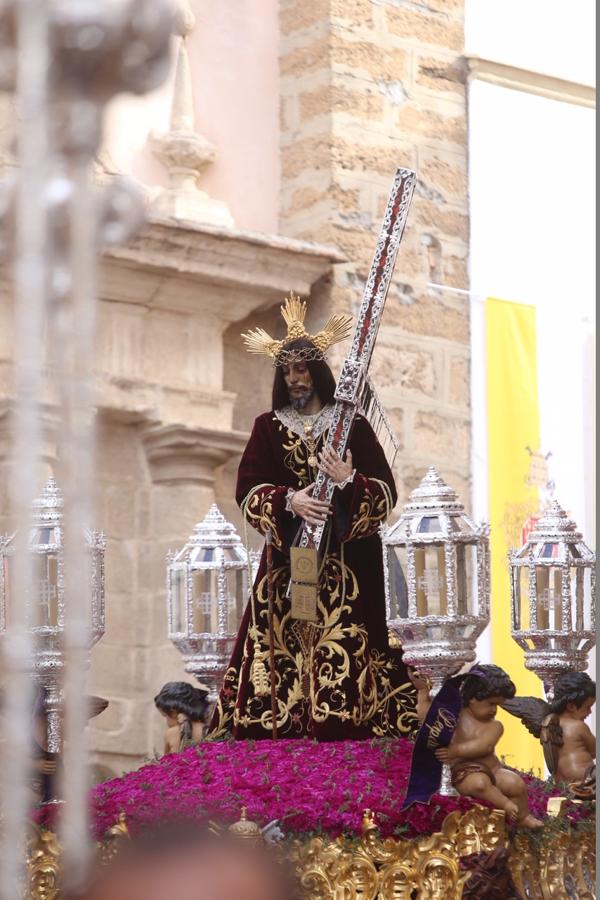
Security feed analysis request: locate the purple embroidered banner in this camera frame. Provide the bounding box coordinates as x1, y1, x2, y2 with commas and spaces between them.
401, 675, 463, 809
402, 665, 487, 809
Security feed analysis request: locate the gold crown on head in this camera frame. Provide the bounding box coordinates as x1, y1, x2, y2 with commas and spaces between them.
241, 292, 353, 363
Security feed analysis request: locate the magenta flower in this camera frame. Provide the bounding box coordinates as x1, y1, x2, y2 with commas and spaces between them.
70, 738, 592, 841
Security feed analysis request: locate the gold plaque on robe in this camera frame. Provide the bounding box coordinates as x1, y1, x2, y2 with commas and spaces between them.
291, 582, 318, 621
290, 547, 318, 621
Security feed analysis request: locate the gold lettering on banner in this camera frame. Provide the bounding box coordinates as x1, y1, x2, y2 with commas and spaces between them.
425, 708, 457, 750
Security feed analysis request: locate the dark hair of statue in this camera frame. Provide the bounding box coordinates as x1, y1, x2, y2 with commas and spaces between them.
548, 671, 596, 714
154, 682, 210, 723
271, 338, 336, 411
461, 664, 516, 703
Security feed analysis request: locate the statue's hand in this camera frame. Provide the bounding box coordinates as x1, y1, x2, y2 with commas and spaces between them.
290, 483, 331, 526
318, 447, 354, 484
408, 669, 431, 693
434, 746, 454, 763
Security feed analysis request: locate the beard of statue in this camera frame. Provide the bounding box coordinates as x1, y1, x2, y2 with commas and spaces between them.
289, 386, 314, 411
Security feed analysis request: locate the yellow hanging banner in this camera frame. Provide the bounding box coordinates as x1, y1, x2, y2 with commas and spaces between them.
485, 297, 544, 775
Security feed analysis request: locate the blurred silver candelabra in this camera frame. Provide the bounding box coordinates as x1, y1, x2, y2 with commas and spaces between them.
0, 0, 172, 893
0, 478, 105, 753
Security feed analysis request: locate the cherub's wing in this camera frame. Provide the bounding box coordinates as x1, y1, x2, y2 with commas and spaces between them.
86, 694, 109, 720
540, 713, 563, 777
502, 696, 549, 738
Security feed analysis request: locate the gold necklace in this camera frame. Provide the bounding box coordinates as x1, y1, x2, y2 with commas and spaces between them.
293, 409, 322, 469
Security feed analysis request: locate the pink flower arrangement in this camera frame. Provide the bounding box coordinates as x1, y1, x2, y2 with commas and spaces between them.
86, 738, 587, 841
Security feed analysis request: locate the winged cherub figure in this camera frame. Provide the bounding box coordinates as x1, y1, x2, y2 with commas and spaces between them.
154, 682, 210, 754
412, 665, 544, 828
503, 671, 596, 798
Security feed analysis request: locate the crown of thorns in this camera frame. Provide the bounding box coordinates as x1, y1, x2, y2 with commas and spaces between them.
241, 292, 353, 366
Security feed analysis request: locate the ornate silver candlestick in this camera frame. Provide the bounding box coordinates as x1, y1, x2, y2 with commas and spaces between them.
385, 468, 490, 795
167, 504, 250, 704
510, 501, 595, 698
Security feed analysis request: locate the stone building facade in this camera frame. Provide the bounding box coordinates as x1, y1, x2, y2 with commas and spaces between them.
0, 0, 471, 776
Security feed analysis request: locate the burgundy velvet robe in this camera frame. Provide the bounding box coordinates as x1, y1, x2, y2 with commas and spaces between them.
208, 408, 417, 740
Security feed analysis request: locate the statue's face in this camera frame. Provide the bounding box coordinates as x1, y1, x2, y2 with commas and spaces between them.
281, 360, 314, 410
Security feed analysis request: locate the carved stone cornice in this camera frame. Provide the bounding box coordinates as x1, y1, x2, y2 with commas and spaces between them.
101, 217, 346, 320
141, 423, 248, 486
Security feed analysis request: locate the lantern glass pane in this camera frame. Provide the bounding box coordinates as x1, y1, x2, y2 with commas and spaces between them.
570, 565, 592, 631
225, 569, 245, 633
192, 569, 219, 634
540, 542, 560, 559
535, 565, 563, 630
448, 515, 473, 534
417, 516, 441, 534
171, 569, 187, 634
456, 543, 478, 615
388, 546, 409, 619
189, 546, 216, 565
31, 526, 60, 549
518, 566, 531, 630
414, 544, 447, 615
32, 552, 60, 627
583, 568, 593, 629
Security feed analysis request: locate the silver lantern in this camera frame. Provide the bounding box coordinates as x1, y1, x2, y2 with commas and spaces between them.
0, 477, 106, 752
384, 467, 490, 795
167, 504, 250, 703
510, 500, 595, 697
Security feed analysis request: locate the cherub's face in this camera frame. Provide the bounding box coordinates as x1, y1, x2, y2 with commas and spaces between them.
159, 709, 179, 727
468, 694, 504, 722
567, 697, 595, 721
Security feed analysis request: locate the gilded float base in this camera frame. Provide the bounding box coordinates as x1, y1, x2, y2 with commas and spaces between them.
25, 805, 596, 900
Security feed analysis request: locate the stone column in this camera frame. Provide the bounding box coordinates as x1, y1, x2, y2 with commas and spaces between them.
279, 0, 471, 505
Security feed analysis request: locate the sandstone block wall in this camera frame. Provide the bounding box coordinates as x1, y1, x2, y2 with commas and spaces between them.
279, 0, 471, 506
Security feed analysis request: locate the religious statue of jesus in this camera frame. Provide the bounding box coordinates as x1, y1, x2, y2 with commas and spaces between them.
208, 294, 417, 740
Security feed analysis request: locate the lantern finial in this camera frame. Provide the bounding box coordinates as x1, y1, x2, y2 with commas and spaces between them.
31, 477, 64, 526
526, 502, 583, 543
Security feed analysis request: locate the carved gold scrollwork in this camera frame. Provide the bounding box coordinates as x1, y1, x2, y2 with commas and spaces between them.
96, 810, 130, 866
286, 806, 506, 900
26, 826, 61, 900
509, 827, 597, 900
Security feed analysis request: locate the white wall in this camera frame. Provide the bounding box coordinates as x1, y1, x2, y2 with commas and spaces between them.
465, 0, 595, 85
